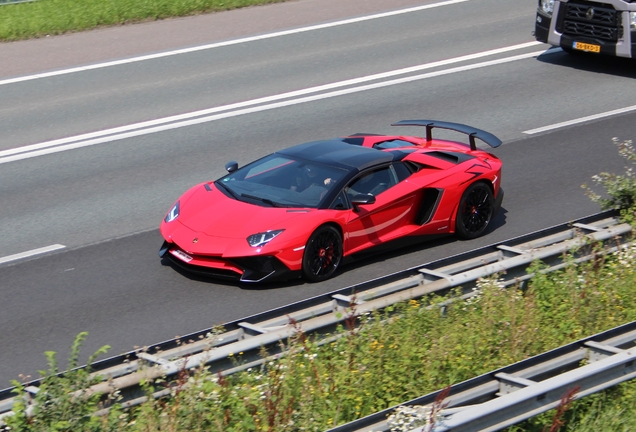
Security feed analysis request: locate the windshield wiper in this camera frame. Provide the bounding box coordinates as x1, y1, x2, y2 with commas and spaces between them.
215, 181, 239, 199
240, 193, 283, 207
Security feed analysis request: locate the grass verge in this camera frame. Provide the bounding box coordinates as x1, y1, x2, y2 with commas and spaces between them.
7, 246, 636, 431
0, 0, 288, 42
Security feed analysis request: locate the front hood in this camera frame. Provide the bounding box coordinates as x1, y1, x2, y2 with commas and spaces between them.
178, 183, 310, 238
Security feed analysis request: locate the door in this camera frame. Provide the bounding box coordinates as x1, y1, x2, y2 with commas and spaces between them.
343, 165, 419, 254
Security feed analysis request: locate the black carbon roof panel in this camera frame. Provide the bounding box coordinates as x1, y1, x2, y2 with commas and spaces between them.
278, 139, 395, 171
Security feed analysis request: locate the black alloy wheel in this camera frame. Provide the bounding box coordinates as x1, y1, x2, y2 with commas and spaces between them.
302, 225, 343, 282
455, 182, 494, 239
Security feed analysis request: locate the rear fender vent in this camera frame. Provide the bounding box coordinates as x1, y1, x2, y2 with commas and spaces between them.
404, 161, 431, 173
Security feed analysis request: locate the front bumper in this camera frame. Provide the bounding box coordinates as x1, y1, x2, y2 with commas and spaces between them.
159, 241, 298, 283
535, 12, 551, 43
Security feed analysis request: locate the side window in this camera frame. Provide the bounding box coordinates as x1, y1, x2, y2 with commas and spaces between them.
346, 166, 394, 198
392, 162, 413, 182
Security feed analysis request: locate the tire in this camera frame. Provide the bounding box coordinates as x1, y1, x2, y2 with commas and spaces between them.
455, 182, 494, 239
302, 225, 343, 282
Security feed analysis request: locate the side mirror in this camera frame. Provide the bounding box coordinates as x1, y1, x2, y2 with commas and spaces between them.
351, 193, 375, 212
225, 161, 238, 173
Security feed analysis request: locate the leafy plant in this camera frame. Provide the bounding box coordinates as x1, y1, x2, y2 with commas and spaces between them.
6, 332, 111, 431
583, 137, 636, 225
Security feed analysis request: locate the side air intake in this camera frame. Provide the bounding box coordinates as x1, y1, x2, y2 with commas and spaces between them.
416, 188, 442, 225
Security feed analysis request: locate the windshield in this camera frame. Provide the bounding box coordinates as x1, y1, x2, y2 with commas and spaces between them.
217, 154, 348, 208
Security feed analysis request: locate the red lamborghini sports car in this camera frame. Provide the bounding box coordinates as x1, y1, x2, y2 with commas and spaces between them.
159, 120, 503, 283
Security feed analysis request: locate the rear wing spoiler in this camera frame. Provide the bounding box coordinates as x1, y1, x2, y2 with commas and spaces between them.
391, 120, 502, 151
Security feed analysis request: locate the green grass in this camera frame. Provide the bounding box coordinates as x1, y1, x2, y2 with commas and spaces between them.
0, 0, 288, 41
7, 245, 636, 431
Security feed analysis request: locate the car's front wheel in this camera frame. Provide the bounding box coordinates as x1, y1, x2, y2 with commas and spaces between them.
302, 225, 343, 282
455, 182, 494, 239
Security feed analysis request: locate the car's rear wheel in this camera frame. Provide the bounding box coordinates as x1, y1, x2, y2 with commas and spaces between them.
302, 225, 343, 282
455, 182, 494, 239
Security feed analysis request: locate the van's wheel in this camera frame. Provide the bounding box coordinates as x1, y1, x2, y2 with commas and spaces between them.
455, 182, 494, 239
302, 225, 343, 282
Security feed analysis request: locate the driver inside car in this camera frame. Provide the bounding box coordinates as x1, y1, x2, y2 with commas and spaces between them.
293, 165, 333, 192
347, 171, 379, 198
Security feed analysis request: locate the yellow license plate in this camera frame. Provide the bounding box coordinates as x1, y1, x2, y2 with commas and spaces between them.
573, 42, 601, 53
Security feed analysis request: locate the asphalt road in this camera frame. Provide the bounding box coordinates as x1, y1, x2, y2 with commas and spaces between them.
1, 0, 635, 387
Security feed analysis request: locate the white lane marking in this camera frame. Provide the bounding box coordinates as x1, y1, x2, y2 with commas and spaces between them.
523, 105, 636, 134
0, 244, 66, 265
0, 42, 545, 164
0, 41, 541, 158
0, 0, 469, 86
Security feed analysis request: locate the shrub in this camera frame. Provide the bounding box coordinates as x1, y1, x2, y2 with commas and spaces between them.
583, 137, 636, 225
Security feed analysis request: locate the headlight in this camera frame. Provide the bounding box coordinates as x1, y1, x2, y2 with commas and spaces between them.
247, 229, 284, 248
164, 201, 180, 223
540, 0, 554, 16
631, 12, 636, 30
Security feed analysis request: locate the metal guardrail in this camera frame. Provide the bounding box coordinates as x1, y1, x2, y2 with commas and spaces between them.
0, 211, 631, 424
329, 321, 636, 432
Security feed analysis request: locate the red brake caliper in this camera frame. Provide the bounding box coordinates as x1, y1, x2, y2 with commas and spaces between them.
320, 244, 333, 269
